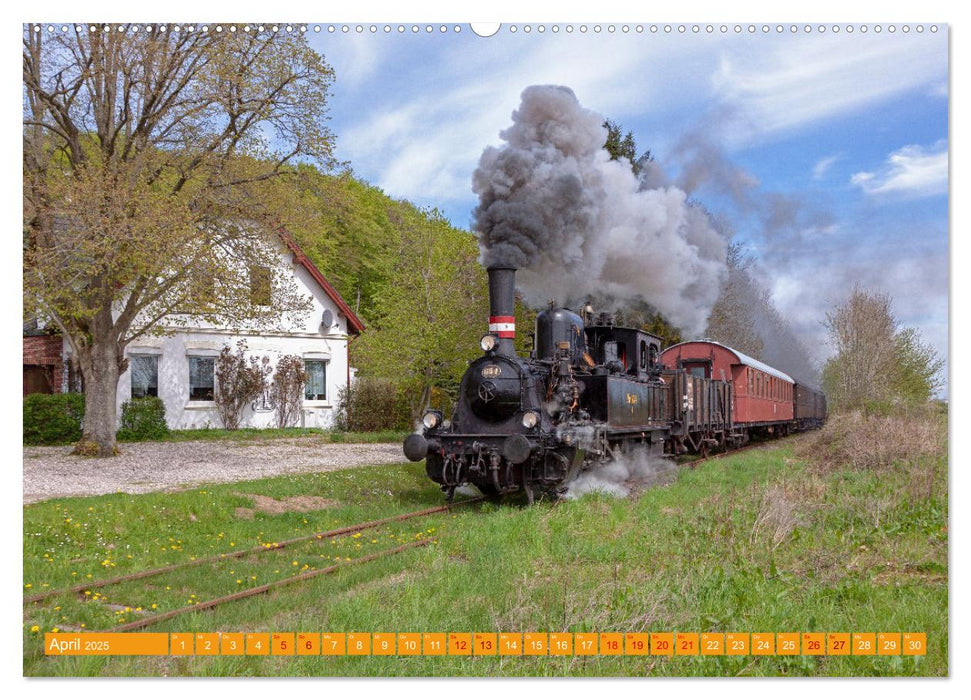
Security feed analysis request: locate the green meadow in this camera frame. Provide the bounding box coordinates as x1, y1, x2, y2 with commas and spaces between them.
24, 415, 947, 677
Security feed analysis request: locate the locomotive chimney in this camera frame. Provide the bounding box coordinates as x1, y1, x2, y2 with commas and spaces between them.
487, 266, 517, 356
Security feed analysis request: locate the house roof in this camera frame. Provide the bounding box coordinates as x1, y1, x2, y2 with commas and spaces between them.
279, 230, 365, 335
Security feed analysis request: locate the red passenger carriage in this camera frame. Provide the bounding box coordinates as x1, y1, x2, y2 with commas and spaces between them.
660, 340, 795, 431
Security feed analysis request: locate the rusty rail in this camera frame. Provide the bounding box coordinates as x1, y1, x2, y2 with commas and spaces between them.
25, 499, 481, 606
107, 539, 434, 632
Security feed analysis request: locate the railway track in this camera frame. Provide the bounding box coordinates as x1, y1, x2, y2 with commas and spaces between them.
678, 434, 796, 469
25, 497, 483, 632
25, 440, 792, 633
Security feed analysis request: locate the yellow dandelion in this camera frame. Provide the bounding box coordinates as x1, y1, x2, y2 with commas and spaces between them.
292, 561, 299, 566
51, 628, 59, 633
151, 604, 158, 610
237, 579, 242, 584
30, 625, 39, 633
24, 584, 32, 589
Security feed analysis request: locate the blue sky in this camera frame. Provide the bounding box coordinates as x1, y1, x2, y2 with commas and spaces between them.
308, 24, 949, 377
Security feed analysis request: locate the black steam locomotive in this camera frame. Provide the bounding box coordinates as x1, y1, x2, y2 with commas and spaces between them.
402, 266, 824, 502
405, 267, 688, 502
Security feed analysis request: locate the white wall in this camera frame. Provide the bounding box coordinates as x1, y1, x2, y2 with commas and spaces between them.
114, 252, 354, 430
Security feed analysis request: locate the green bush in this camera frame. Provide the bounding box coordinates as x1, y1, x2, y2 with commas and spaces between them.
117, 396, 170, 441
23, 393, 85, 445
334, 378, 411, 432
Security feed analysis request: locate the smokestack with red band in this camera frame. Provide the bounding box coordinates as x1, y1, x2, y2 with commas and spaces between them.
487, 267, 517, 356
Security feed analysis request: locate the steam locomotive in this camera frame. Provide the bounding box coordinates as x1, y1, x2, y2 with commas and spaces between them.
402, 266, 826, 502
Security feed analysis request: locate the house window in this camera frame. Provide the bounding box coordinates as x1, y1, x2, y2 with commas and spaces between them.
304, 360, 327, 401
131, 355, 158, 398
249, 265, 272, 306
188, 357, 214, 401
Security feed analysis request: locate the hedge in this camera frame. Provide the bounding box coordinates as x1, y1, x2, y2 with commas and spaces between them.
117, 396, 170, 441
23, 393, 85, 445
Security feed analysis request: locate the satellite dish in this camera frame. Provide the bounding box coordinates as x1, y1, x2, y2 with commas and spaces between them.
322, 309, 334, 328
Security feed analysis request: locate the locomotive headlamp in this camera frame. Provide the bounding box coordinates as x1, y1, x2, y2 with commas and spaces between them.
480, 333, 498, 352
422, 411, 442, 430
521, 411, 540, 429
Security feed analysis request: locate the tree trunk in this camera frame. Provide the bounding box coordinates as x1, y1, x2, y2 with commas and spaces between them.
72, 337, 122, 457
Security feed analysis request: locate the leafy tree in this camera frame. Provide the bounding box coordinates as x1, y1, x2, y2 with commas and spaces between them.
891, 327, 945, 403
351, 210, 489, 421
602, 119, 652, 176
23, 25, 332, 455
214, 341, 272, 430
821, 287, 943, 410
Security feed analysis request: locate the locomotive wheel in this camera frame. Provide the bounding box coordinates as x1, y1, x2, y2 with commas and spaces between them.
476, 483, 502, 501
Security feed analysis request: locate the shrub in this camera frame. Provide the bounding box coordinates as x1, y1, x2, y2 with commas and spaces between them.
117, 396, 170, 441
797, 407, 945, 473
23, 393, 85, 445
214, 341, 272, 430
334, 377, 411, 432
270, 355, 309, 428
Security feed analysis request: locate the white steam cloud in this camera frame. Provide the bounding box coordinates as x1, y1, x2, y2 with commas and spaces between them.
563, 448, 678, 500
472, 85, 727, 336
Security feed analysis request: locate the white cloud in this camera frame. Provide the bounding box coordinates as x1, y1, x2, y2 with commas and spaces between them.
712, 33, 947, 142
812, 154, 840, 180
337, 34, 718, 208
324, 29, 946, 221
850, 141, 948, 197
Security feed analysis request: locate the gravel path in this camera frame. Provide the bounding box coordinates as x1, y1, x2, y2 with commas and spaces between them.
22, 439, 407, 504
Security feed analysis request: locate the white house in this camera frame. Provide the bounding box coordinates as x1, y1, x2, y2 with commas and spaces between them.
111, 233, 364, 430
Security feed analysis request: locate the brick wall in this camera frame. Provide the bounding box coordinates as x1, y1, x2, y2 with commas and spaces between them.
23, 335, 64, 394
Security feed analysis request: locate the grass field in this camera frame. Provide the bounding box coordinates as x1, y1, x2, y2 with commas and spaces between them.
23, 413, 947, 677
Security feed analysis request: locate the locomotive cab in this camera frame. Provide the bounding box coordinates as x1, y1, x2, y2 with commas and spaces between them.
584, 325, 662, 379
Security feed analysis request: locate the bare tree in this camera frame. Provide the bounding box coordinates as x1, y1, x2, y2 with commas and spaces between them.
270, 355, 308, 429
821, 287, 899, 410
705, 242, 764, 358
214, 341, 272, 430
23, 25, 334, 455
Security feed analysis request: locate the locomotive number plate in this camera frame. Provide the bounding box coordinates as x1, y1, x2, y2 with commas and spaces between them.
480, 364, 502, 378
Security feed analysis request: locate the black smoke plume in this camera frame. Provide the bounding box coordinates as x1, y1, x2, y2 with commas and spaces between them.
472, 85, 727, 335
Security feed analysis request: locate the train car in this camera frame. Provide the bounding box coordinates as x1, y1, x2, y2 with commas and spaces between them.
660, 340, 794, 437
404, 265, 826, 503
794, 382, 828, 430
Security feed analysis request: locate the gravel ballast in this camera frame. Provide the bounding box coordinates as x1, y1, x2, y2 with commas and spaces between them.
22, 439, 407, 504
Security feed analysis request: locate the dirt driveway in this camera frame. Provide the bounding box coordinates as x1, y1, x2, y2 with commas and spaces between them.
22, 438, 407, 504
